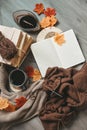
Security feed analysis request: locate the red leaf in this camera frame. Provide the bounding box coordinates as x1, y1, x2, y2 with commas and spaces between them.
44, 8, 56, 17
15, 97, 27, 109
25, 66, 34, 78
34, 3, 45, 15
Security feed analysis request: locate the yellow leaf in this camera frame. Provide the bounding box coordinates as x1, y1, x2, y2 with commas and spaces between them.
0, 97, 9, 110
54, 33, 65, 45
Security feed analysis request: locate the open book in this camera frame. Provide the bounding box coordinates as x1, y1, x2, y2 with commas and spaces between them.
31, 29, 85, 77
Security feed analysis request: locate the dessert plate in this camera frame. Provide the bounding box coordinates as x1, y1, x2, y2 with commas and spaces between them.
37, 26, 62, 42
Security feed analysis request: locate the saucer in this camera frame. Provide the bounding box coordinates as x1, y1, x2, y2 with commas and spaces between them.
13, 10, 40, 32
37, 26, 62, 42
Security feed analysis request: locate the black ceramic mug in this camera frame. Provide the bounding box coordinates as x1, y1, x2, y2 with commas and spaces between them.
9, 69, 29, 93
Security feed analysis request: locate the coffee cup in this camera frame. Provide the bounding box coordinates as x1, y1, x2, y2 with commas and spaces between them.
9, 68, 29, 92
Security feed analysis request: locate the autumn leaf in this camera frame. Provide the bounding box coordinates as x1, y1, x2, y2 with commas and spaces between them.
5, 103, 16, 112
25, 66, 34, 78
50, 15, 58, 26
40, 16, 57, 28
34, 3, 45, 15
54, 33, 65, 45
25, 66, 41, 81
33, 69, 41, 81
44, 8, 56, 17
40, 16, 51, 28
15, 96, 27, 109
0, 97, 9, 110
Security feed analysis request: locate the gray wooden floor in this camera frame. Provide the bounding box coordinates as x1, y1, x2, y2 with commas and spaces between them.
0, 0, 87, 130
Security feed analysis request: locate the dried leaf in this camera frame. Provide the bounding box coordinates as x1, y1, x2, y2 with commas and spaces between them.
44, 8, 56, 17
33, 74, 41, 81
25, 66, 41, 81
5, 103, 16, 112
50, 15, 58, 26
15, 96, 27, 109
33, 69, 41, 81
0, 97, 9, 110
40, 16, 51, 28
25, 66, 34, 78
34, 3, 45, 15
54, 33, 65, 45
34, 69, 41, 74
40, 16, 57, 28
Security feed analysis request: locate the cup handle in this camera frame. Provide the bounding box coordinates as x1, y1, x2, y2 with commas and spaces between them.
22, 85, 27, 90
22, 79, 30, 90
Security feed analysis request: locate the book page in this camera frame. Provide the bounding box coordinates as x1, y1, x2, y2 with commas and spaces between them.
31, 38, 62, 77
52, 29, 85, 68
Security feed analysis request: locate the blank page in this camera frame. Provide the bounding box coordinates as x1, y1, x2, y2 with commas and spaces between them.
31, 38, 62, 77
52, 29, 85, 68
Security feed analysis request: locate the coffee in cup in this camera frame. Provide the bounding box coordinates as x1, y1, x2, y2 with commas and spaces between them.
9, 69, 29, 93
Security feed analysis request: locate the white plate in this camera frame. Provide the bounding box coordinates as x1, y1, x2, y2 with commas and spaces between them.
37, 26, 62, 42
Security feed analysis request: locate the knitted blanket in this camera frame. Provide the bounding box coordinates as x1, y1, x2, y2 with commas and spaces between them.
40, 63, 87, 130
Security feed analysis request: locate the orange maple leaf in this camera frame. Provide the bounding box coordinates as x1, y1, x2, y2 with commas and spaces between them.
54, 33, 65, 45
5, 103, 16, 112
0, 97, 9, 110
33, 69, 41, 81
50, 15, 58, 26
44, 8, 56, 17
40, 16, 57, 28
15, 96, 27, 109
40, 16, 51, 28
0, 97, 16, 112
34, 3, 45, 15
